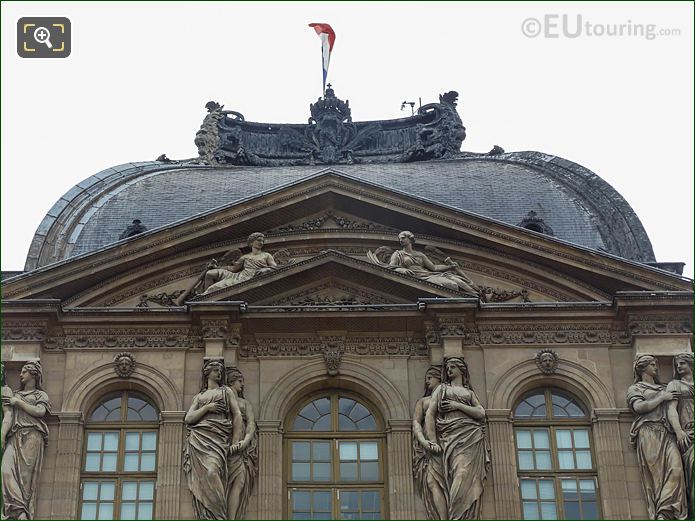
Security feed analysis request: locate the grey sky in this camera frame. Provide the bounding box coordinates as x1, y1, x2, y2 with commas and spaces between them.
2, 1, 693, 278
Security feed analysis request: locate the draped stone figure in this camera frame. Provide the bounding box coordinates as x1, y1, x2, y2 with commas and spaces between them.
413, 365, 447, 520
1, 363, 13, 454
183, 359, 244, 519
666, 353, 694, 518
225, 367, 258, 520
425, 357, 490, 520
627, 354, 688, 520
1, 361, 51, 520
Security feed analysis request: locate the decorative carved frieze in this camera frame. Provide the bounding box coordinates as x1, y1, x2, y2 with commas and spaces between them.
43, 327, 203, 350
200, 319, 229, 340
240, 335, 427, 358
627, 315, 693, 336
438, 316, 466, 338
136, 290, 184, 308
1, 321, 47, 342
272, 212, 396, 234
476, 323, 630, 345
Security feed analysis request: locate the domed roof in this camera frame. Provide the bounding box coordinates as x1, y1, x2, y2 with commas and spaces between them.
25, 150, 655, 271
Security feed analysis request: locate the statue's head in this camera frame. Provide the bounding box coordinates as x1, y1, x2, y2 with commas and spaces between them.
247, 232, 265, 248
201, 359, 226, 391
633, 354, 660, 384
673, 352, 694, 380
113, 352, 136, 378
226, 366, 245, 398
534, 349, 559, 375
443, 357, 470, 387
423, 365, 442, 397
398, 230, 415, 246
20, 360, 43, 391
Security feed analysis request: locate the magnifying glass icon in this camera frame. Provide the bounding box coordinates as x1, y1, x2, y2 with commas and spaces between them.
33, 26, 53, 49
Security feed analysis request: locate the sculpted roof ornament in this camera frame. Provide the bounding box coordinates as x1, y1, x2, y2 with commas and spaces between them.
194, 87, 467, 166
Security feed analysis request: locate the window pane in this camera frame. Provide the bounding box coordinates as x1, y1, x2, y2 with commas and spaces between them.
515, 401, 533, 417
313, 415, 331, 431
292, 463, 310, 481
563, 502, 580, 519
87, 433, 102, 451
293, 491, 311, 510
350, 403, 371, 421
141, 432, 157, 451
293, 417, 314, 430
139, 481, 155, 501
138, 502, 153, 520
533, 430, 550, 449
538, 480, 555, 500
125, 432, 140, 451
579, 479, 596, 499
340, 462, 358, 481
573, 429, 590, 448
312, 441, 330, 461
360, 442, 378, 460
555, 430, 573, 449
531, 405, 547, 418
293, 514, 310, 520
124, 453, 139, 472
314, 398, 330, 415
101, 453, 117, 472
576, 451, 593, 469
83, 482, 99, 501
518, 451, 534, 470
339, 442, 358, 461
293, 442, 311, 461
103, 432, 119, 452
100, 482, 115, 501
105, 409, 121, 421
535, 451, 552, 470
313, 491, 331, 511
98, 503, 114, 520
313, 462, 331, 481
340, 490, 359, 511
339, 415, 357, 431
121, 503, 137, 520
516, 430, 532, 449
356, 416, 377, 431
539, 502, 557, 520
523, 502, 539, 520
339, 398, 356, 415
300, 403, 321, 421
362, 491, 380, 511
520, 480, 537, 499
81, 503, 97, 520
583, 502, 599, 519
122, 482, 138, 501
565, 402, 585, 417
361, 461, 379, 481
141, 453, 156, 471
85, 453, 101, 472
558, 450, 575, 469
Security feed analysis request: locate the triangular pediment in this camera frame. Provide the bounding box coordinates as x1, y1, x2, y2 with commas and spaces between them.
2, 170, 690, 307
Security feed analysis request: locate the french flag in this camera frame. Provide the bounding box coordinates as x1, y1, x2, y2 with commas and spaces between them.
309, 23, 336, 94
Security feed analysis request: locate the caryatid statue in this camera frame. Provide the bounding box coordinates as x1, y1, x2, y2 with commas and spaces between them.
666, 353, 694, 518
1, 361, 51, 520
413, 365, 447, 519
425, 357, 490, 520
627, 354, 688, 520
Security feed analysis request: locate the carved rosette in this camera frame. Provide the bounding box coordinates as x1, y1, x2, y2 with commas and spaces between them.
323, 344, 343, 376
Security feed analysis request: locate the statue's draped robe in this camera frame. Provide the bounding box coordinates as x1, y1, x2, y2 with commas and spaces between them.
390, 250, 476, 294
436, 385, 490, 520
1, 389, 50, 520
183, 387, 236, 520
413, 396, 446, 520
205, 254, 274, 294
628, 381, 688, 520
227, 400, 258, 520
666, 378, 694, 516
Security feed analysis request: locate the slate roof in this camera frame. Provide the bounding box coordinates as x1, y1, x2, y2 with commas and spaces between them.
24, 151, 655, 270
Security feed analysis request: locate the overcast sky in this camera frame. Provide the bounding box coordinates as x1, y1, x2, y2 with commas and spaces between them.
2, 1, 693, 278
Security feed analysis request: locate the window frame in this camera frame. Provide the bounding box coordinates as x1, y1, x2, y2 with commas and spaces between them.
285, 391, 389, 520
513, 388, 602, 520
79, 391, 159, 520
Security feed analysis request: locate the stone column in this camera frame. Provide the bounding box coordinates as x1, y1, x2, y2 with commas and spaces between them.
386, 419, 417, 519
486, 409, 521, 520
256, 420, 283, 519
591, 409, 631, 519
50, 412, 84, 520
155, 411, 186, 520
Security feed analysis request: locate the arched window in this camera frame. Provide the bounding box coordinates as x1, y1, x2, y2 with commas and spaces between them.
513, 388, 600, 520
80, 391, 159, 520
286, 392, 385, 519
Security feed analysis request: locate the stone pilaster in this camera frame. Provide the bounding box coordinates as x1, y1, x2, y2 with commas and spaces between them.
437, 315, 465, 359
592, 409, 631, 519
486, 409, 521, 520
256, 420, 283, 519
155, 411, 186, 520
50, 412, 84, 520
386, 419, 417, 519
